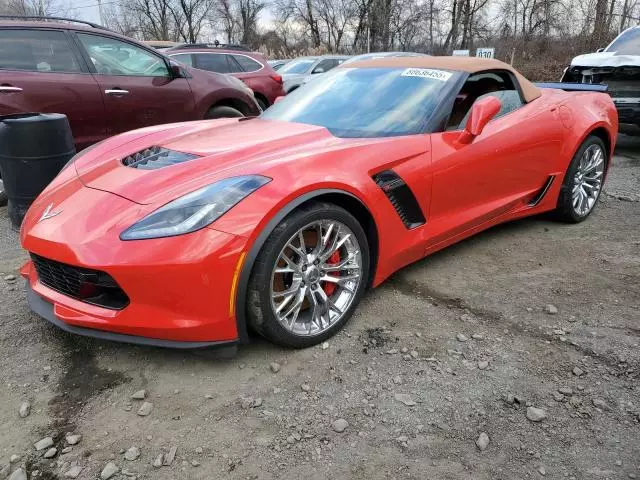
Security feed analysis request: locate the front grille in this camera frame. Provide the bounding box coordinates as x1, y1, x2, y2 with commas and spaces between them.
122, 146, 199, 170
31, 254, 129, 310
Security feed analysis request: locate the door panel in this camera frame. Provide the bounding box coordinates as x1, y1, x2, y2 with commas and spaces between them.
75, 33, 196, 135
427, 101, 564, 247
0, 28, 106, 149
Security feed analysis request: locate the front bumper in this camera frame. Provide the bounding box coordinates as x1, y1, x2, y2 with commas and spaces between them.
26, 281, 235, 349
612, 99, 640, 127
21, 181, 249, 346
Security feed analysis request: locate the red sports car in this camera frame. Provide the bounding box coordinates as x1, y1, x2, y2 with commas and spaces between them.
20, 57, 617, 349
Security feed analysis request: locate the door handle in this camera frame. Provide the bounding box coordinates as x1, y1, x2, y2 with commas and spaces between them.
0, 86, 23, 93
105, 88, 129, 96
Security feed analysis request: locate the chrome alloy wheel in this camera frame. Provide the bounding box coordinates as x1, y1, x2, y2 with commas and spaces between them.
572, 144, 605, 217
270, 220, 363, 336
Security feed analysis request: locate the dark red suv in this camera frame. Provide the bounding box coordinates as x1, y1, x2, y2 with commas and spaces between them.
167, 44, 285, 109
0, 18, 260, 151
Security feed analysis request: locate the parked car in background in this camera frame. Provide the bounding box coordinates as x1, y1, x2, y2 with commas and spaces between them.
268, 59, 290, 71
167, 44, 285, 109
278, 55, 349, 93
562, 26, 640, 134
342, 51, 428, 65
301, 51, 429, 86
0, 16, 259, 205
144, 40, 181, 51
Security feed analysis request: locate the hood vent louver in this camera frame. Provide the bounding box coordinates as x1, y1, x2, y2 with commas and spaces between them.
122, 146, 200, 170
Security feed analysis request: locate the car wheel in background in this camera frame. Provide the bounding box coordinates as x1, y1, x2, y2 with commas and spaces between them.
256, 97, 268, 111
247, 202, 370, 348
555, 135, 607, 223
205, 106, 244, 119
0, 174, 6, 207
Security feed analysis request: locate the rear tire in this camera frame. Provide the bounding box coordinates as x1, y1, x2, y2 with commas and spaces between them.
555, 135, 607, 223
247, 202, 369, 348
204, 106, 244, 119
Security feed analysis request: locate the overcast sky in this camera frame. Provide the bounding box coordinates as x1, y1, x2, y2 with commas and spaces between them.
66, 0, 275, 34
68, 0, 103, 24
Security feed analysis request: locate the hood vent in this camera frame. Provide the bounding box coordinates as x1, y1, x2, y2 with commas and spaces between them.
122, 146, 200, 170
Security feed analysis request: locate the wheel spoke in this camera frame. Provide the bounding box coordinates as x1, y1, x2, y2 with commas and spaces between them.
275, 293, 295, 314
279, 251, 301, 274
321, 273, 360, 285
282, 287, 306, 320
272, 279, 302, 299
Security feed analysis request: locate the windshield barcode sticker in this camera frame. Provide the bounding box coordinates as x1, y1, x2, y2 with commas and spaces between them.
401, 68, 452, 81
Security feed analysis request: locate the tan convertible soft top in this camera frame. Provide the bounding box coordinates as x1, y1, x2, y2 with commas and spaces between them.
341, 56, 541, 103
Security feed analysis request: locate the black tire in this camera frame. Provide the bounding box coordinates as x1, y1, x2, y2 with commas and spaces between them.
204, 105, 244, 119
255, 97, 268, 111
555, 135, 607, 223
0, 174, 6, 207
247, 202, 370, 348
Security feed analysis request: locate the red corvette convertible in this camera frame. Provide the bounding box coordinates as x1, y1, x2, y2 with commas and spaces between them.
20, 57, 617, 349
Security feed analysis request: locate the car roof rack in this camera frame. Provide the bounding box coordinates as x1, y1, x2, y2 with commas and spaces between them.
0, 15, 109, 30
168, 42, 251, 52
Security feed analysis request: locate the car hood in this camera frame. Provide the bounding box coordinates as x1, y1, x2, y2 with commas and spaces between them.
571, 51, 640, 67
74, 118, 347, 205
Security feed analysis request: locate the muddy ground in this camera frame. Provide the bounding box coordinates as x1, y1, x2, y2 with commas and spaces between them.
0, 136, 638, 480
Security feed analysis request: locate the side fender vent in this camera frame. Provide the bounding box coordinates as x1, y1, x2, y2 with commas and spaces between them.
122, 146, 200, 170
528, 175, 556, 206
372, 170, 426, 229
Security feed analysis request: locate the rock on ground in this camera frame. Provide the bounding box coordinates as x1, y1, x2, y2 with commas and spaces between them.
100, 462, 119, 480
124, 446, 140, 461
137, 401, 153, 416
18, 401, 30, 418
476, 432, 490, 451
526, 407, 547, 422
8, 468, 26, 480
43, 447, 57, 458
64, 466, 83, 478
394, 393, 416, 406
33, 437, 54, 451
65, 434, 82, 445
131, 389, 147, 400
332, 418, 349, 433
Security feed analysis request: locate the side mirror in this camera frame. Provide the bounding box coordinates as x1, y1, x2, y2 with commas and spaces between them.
274, 96, 285, 104
596, 47, 604, 52
458, 96, 502, 144
170, 63, 186, 79
312, 67, 325, 74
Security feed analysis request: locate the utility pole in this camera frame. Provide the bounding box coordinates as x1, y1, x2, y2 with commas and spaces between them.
97, 0, 105, 26
367, 11, 371, 53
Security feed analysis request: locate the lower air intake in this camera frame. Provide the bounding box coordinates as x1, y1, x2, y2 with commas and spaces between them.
31, 254, 129, 310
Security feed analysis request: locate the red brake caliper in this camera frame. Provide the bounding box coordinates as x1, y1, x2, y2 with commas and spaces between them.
322, 251, 341, 296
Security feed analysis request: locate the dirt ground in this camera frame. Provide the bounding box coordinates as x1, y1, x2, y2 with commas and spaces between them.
0, 135, 638, 480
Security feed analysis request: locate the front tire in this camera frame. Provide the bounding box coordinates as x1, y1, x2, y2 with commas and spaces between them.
247, 202, 369, 348
555, 135, 606, 223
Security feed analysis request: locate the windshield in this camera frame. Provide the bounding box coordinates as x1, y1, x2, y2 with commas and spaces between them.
279, 58, 316, 74
262, 67, 457, 137
606, 28, 640, 54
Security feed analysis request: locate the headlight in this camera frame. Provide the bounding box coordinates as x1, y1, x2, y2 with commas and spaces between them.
120, 175, 271, 240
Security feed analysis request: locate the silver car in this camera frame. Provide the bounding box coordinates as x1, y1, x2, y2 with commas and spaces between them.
300, 51, 428, 87
280, 55, 349, 93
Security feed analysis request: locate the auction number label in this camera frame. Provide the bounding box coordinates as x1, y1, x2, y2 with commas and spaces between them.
401, 68, 453, 81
